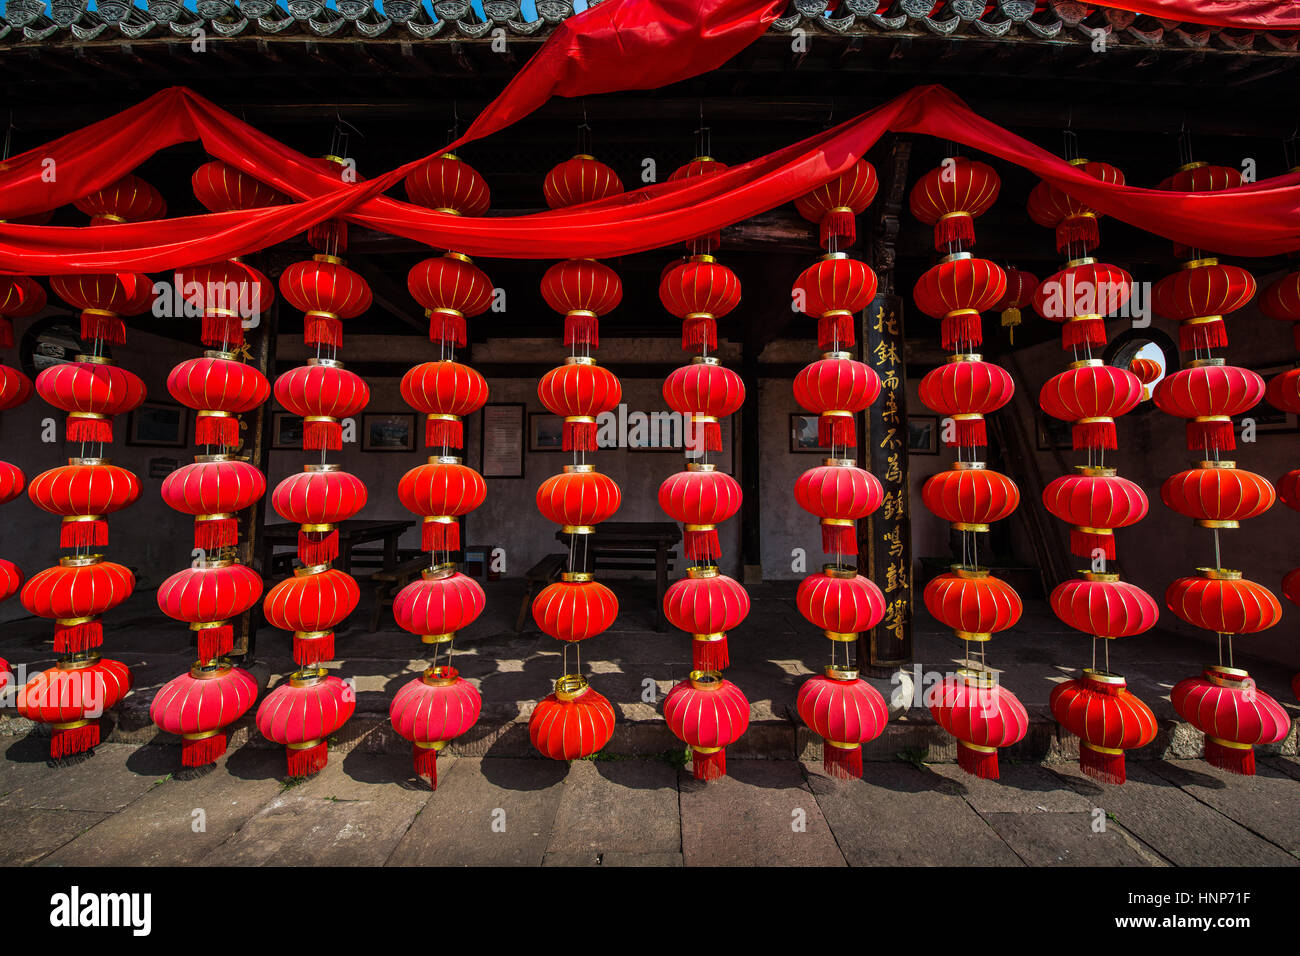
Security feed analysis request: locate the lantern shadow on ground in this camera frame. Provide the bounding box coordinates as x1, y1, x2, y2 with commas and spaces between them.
121, 741, 193, 778
478, 753, 570, 792
340, 744, 430, 791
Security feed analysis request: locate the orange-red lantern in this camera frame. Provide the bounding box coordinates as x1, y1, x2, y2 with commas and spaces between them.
273, 359, 370, 452
994, 267, 1037, 343
0, 274, 46, 349
1166, 569, 1282, 635
797, 665, 888, 779
658, 464, 742, 562
1050, 572, 1159, 639
913, 254, 1007, 352
544, 154, 623, 209
1042, 466, 1149, 558
161, 455, 267, 549
908, 157, 1000, 250
917, 356, 1014, 448
0, 559, 20, 604
157, 560, 263, 662
74, 173, 165, 226
17, 655, 132, 759
393, 565, 486, 644
48, 273, 154, 345
1161, 461, 1274, 528
1153, 361, 1265, 452
530, 674, 616, 760
404, 153, 491, 217
35, 356, 147, 443
263, 565, 361, 665
408, 253, 494, 347
1039, 359, 1143, 451
796, 566, 885, 641
923, 567, 1022, 641
0, 363, 32, 412
930, 670, 1028, 779
663, 357, 745, 452
541, 258, 623, 349
669, 157, 729, 253
1050, 670, 1157, 784
168, 351, 270, 449
532, 573, 619, 643
174, 260, 276, 350
1032, 259, 1133, 350
1130, 356, 1162, 401
400, 360, 488, 450
0, 460, 22, 505
1260, 270, 1300, 351
794, 462, 882, 554
793, 353, 880, 448
272, 464, 368, 565
20, 555, 135, 653
192, 160, 289, 213
1284, 567, 1300, 607
1264, 367, 1300, 415
795, 158, 879, 249
663, 670, 750, 781
256, 668, 355, 776
397, 457, 487, 552
659, 255, 741, 352
390, 665, 481, 788
1172, 665, 1290, 775
1281, 469, 1300, 512
1153, 258, 1256, 353
279, 255, 372, 348
921, 463, 1019, 532
791, 254, 877, 351
537, 357, 622, 452
663, 567, 749, 671
27, 458, 141, 548
1027, 159, 1124, 254
150, 661, 259, 767
537, 465, 621, 532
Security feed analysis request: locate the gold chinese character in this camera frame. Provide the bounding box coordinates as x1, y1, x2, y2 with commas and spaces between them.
884, 452, 901, 484
885, 560, 909, 593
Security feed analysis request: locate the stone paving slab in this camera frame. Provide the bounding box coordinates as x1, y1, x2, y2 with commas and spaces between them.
545, 758, 681, 856
0, 738, 174, 813
1144, 759, 1300, 858
0, 808, 109, 866
978, 812, 1160, 866
925, 762, 1095, 813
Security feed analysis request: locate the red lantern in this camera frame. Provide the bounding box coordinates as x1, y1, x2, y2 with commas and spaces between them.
663, 670, 751, 781
537, 357, 622, 452
663, 567, 750, 671
1042, 466, 1149, 558
404, 153, 491, 216
150, 661, 259, 767
35, 356, 147, 443
908, 157, 1001, 250
795, 462, 883, 554
529, 674, 616, 760
1281, 470, 1300, 512
1166, 569, 1281, 635
192, 160, 289, 212
1264, 367, 1300, 415
48, 272, 154, 345
1130, 356, 1162, 401
1260, 270, 1300, 351
658, 464, 742, 562
1161, 461, 1274, 528
157, 560, 263, 662
532, 573, 620, 643
393, 565, 486, 644
994, 267, 1037, 343
929, 670, 1028, 779
0, 274, 46, 349
541, 258, 623, 349
74, 173, 165, 225
389, 665, 481, 788
273, 359, 370, 451
1032, 259, 1133, 350
791, 254, 877, 351
913, 254, 1007, 352
921, 463, 1019, 532
1284, 567, 1300, 607
1039, 359, 1143, 451
17, 655, 132, 759
408, 253, 494, 347
797, 665, 889, 779
1153, 258, 1256, 352
1050, 670, 1157, 784
256, 668, 356, 776
397, 457, 487, 552
794, 158, 879, 249
1165, 162, 1241, 193
663, 357, 745, 452
27, 458, 141, 548
0, 460, 22, 505
167, 351, 270, 449
263, 566, 361, 665
0, 363, 32, 412
669, 157, 728, 252
174, 260, 275, 350
400, 360, 489, 450
1027, 159, 1124, 253
1153, 361, 1265, 452
923, 567, 1022, 641
659, 255, 741, 352
279, 255, 371, 348
161, 456, 267, 549
1172, 665, 1290, 775
544, 154, 624, 209
272, 464, 368, 565
796, 566, 885, 640
537, 465, 621, 532
1050, 572, 1159, 638
917, 356, 1014, 448
20, 555, 135, 653
793, 353, 880, 448
0, 559, 23, 604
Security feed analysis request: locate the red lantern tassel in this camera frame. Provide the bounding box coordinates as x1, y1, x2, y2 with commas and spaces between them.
1070, 528, 1115, 559
286, 741, 329, 777
951, 416, 987, 448
685, 528, 721, 563
60, 518, 107, 549
303, 419, 343, 451
1079, 742, 1127, 785
563, 312, 599, 350
940, 312, 982, 352
692, 747, 727, 781
425, 416, 464, 449
293, 631, 335, 666
820, 210, 857, 250
54, 619, 103, 654
821, 521, 857, 555
934, 214, 975, 250
1180, 318, 1228, 353
956, 741, 1000, 779
1186, 420, 1236, 453
819, 415, 856, 449
1061, 316, 1107, 350
1072, 420, 1116, 451
423, 519, 460, 552
196, 623, 233, 663
692, 635, 729, 672
81, 310, 125, 345
564, 420, 598, 452
182, 733, 228, 768
1055, 217, 1099, 254
817, 313, 856, 351
51, 721, 100, 760
0, 317, 12, 349
298, 529, 339, 566
201, 314, 245, 350
414, 745, 441, 789
304, 313, 343, 349
195, 414, 239, 448
1205, 738, 1255, 776
67, 415, 113, 444
429, 310, 467, 348
195, 517, 238, 550
824, 741, 864, 780
698, 420, 722, 452
682, 316, 717, 352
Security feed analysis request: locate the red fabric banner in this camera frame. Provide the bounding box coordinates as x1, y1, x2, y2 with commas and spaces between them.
1100, 1, 1300, 29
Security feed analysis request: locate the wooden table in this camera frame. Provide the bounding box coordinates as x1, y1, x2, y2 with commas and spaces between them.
555, 521, 683, 631
261, 519, 415, 578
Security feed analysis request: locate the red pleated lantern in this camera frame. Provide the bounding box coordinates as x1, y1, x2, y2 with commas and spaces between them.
0, 363, 33, 412
663, 567, 750, 671
1042, 466, 1149, 558
669, 157, 728, 252
795, 158, 879, 250
400, 360, 489, 450
1172, 665, 1290, 775
0, 559, 21, 604
1153, 360, 1265, 453
278, 255, 372, 348
795, 462, 883, 554
1130, 356, 1162, 401
20, 555, 135, 654
917, 356, 1014, 448
150, 661, 259, 767
908, 157, 1001, 250
923, 567, 1022, 641
0, 460, 23, 505
1260, 270, 1300, 351
1161, 461, 1274, 528
408, 253, 494, 347
537, 465, 621, 532
659, 464, 742, 562
27, 458, 140, 548
1032, 259, 1133, 350
541, 258, 623, 349
796, 566, 885, 641
1050, 572, 1159, 639
1026, 159, 1124, 253
659, 255, 741, 352
389, 665, 482, 789
48, 273, 154, 345
921, 463, 1020, 532
544, 154, 624, 209
793, 353, 880, 449
157, 560, 263, 662
263, 566, 361, 665
1280, 470, 1300, 512
1165, 162, 1242, 193
404, 153, 491, 217
161, 456, 267, 550
1284, 567, 1300, 607
17, 655, 132, 759
0, 274, 46, 349
1166, 569, 1282, 635
1264, 367, 1300, 415
537, 357, 622, 452
167, 351, 270, 449
74, 173, 165, 225
256, 668, 356, 776
930, 670, 1028, 779
1050, 670, 1157, 784
397, 457, 487, 552
1039, 359, 1143, 451
663, 357, 745, 452
35, 356, 147, 443
663, 670, 751, 781
273, 358, 370, 451
174, 260, 276, 350
994, 267, 1037, 343
1153, 258, 1256, 353
272, 464, 368, 565
393, 565, 486, 644
791, 254, 877, 351
192, 160, 290, 212
797, 665, 889, 779
913, 254, 1008, 352
532, 573, 620, 643
529, 674, 616, 760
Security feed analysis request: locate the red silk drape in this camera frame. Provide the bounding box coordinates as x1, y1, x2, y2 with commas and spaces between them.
1097, 1, 1300, 29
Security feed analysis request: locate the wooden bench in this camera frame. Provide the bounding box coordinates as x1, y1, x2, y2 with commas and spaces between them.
516, 554, 568, 633
370, 557, 433, 631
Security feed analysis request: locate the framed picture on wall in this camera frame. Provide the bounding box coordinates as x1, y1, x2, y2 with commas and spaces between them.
907, 414, 940, 455
272, 412, 304, 450
362, 413, 417, 452
1237, 365, 1299, 435
126, 402, 188, 447
1036, 411, 1073, 451
528, 412, 565, 452
789, 413, 829, 454
482, 403, 525, 478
